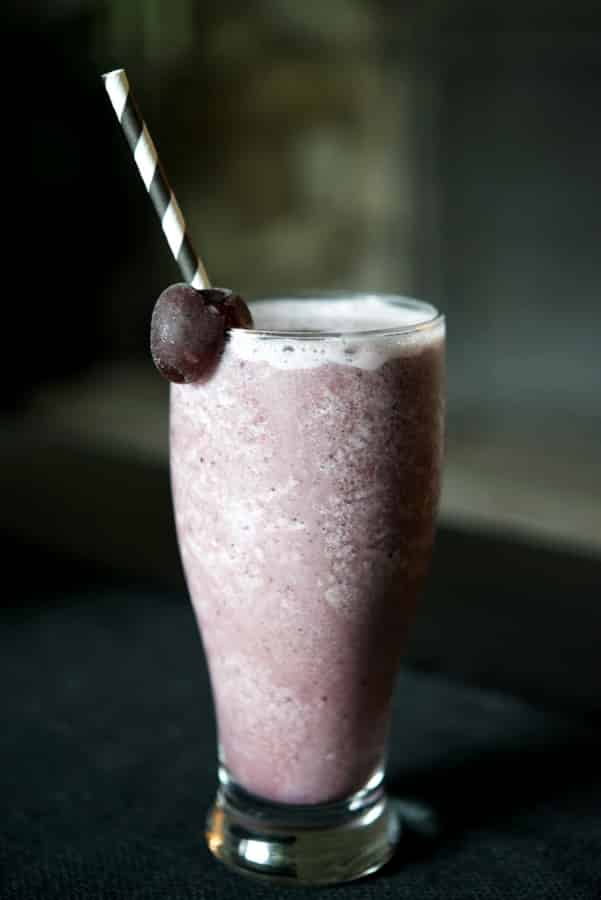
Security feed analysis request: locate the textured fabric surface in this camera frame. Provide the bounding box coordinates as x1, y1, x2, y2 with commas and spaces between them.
2, 575, 601, 899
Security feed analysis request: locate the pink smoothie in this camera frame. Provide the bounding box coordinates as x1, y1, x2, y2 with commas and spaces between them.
170, 296, 444, 805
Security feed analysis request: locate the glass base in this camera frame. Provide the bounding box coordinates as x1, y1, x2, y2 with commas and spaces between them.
205, 767, 401, 886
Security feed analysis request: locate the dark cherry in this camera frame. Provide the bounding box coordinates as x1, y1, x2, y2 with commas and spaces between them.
150, 284, 253, 383
227, 293, 253, 329
204, 288, 254, 330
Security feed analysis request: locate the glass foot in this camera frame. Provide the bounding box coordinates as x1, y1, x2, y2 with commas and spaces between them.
205, 769, 401, 886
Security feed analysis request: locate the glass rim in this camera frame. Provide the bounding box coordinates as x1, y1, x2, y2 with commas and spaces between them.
230, 291, 444, 341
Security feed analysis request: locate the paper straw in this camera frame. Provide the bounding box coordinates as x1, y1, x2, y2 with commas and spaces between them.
102, 68, 210, 289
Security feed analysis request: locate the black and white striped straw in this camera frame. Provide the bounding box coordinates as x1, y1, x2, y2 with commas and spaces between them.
102, 68, 210, 289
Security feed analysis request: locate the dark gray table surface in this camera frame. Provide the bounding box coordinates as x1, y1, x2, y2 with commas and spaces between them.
2, 535, 600, 899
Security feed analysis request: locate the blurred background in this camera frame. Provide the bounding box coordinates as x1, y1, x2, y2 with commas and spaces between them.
2, 2, 600, 712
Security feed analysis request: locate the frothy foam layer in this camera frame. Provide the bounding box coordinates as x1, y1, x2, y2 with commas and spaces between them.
228, 295, 443, 370
250, 296, 433, 333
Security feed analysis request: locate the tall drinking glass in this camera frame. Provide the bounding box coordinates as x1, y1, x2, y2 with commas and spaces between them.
169, 293, 445, 885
